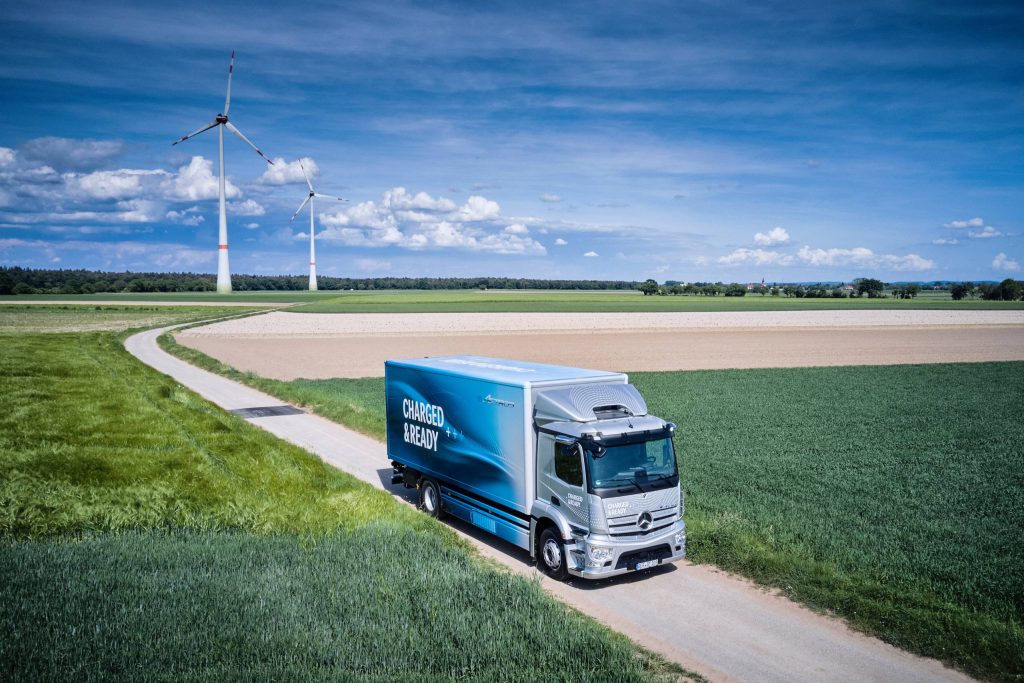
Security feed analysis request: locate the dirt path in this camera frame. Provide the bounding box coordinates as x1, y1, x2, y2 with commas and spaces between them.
177, 310, 1024, 379
127, 325, 975, 683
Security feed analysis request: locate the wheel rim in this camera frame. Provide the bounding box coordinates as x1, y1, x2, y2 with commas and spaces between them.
423, 485, 437, 512
542, 538, 562, 570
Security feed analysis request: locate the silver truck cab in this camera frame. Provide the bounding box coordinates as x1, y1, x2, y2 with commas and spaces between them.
529, 383, 686, 579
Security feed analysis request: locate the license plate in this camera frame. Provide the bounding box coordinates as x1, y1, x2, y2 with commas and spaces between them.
635, 559, 659, 570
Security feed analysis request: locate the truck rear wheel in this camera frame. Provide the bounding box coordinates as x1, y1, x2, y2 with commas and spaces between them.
418, 478, 443, 519
538, 528, 568, 581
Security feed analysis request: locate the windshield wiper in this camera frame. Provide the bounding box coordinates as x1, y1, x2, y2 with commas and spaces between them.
614, 478, 646, 493
596, 476, 642, 492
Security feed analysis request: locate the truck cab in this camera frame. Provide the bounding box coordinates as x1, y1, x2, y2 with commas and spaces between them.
531, 384, 686, 579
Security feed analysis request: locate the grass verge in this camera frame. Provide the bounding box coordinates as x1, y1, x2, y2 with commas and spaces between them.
160, 333, 1024, 680
0, 319, 691, 682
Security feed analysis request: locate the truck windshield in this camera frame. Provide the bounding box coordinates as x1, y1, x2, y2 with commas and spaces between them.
584, 437, 678, 491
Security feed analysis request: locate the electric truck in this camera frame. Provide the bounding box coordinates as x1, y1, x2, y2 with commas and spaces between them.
386, 355, 685, 580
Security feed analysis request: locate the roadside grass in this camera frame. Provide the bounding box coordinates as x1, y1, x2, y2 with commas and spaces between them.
0, 316, 688, 682
0, 332, 425, 538
0, 304, 262, 333
160, 331, 386, 438
8, 289, 1024, 311
160, 337, 1024, 680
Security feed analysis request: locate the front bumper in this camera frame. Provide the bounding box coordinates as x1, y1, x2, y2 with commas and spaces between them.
565, 520, 686, 579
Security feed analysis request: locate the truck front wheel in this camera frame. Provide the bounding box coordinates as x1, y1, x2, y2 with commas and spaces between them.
538, 528, 568, 581
419, 478, 443, 519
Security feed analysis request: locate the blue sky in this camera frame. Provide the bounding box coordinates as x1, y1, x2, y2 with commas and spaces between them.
1, 0, 1022, 281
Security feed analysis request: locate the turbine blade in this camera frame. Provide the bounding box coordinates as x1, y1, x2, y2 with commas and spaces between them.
172, 119, 219, 146
298, 158, 314, 192
314, 193, 347, 202
224, 50, 235, 115
224, 121, 273, 164
290, 195, 311, 222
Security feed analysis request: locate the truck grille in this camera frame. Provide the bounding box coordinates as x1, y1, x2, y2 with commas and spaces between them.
607, 505, 677, 536
615, 544, 673, 570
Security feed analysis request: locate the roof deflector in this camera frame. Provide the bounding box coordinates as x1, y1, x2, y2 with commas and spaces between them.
534, 383, 648, 426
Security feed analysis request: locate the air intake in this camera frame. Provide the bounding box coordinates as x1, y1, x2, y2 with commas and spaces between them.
593, 405, 634, 420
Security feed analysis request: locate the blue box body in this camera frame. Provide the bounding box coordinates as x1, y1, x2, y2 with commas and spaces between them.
385, 355, 622, 515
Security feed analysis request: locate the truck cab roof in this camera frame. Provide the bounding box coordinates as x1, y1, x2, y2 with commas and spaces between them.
386, 355, 625, 388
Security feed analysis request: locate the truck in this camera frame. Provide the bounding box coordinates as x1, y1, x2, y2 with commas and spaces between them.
386, 355, 685, 580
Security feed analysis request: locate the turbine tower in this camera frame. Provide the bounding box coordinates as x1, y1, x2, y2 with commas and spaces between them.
290, 159, 346, 291
172, 51, 273, 293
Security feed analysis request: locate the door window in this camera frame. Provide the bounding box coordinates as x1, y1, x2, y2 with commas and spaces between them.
554, 443, 583, 487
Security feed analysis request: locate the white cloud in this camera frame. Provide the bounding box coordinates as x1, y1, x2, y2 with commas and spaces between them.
718, 248, 793, 266
162, 156, 239, 201
356, 258, 392, 272
942, 217, 1004, 240
65, 168, 167, 200
932, 238, 959, 245
259, 157, 318, 185
554, 238, 568, 246
19, 137, 124, 171
796, 246, 935, 271
540, 193, 562, 203
993, 253, 1020, 272
166, 206, 201, 222
458, 195, 501, 221
228, 199, 266, 216
584, 251, 599, 257
968, 226, 1003, 239
0, 148, 15, 167
383, 187, 456, 212
753, 226, 790, 246
245, 222, 260, 229
944, 217, 984, 229
115, 199, 163, 223
317, 187, 543, 255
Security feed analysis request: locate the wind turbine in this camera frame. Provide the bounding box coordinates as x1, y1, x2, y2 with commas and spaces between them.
172, 51, 273, 294
290, 159, 346, 291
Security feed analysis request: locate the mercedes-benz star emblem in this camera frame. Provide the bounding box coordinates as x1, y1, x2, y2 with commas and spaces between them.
637, 512, 653, 530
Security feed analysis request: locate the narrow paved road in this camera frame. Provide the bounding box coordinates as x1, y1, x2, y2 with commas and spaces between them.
126, 324, 974, 683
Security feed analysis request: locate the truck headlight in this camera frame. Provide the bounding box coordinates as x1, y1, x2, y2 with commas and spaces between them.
587, 545, 614, 563
674, 530, 686, 547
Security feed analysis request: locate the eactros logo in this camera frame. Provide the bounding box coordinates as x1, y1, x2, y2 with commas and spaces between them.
483, 394, 516, 408
637, 512, 653, 531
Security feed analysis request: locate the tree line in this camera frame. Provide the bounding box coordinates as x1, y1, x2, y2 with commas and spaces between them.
0, 268, 639, 295
637, 277, 1024, 300
2, 267, 1020, 300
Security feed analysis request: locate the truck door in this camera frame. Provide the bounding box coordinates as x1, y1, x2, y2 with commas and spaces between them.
537, 434, 589, 527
